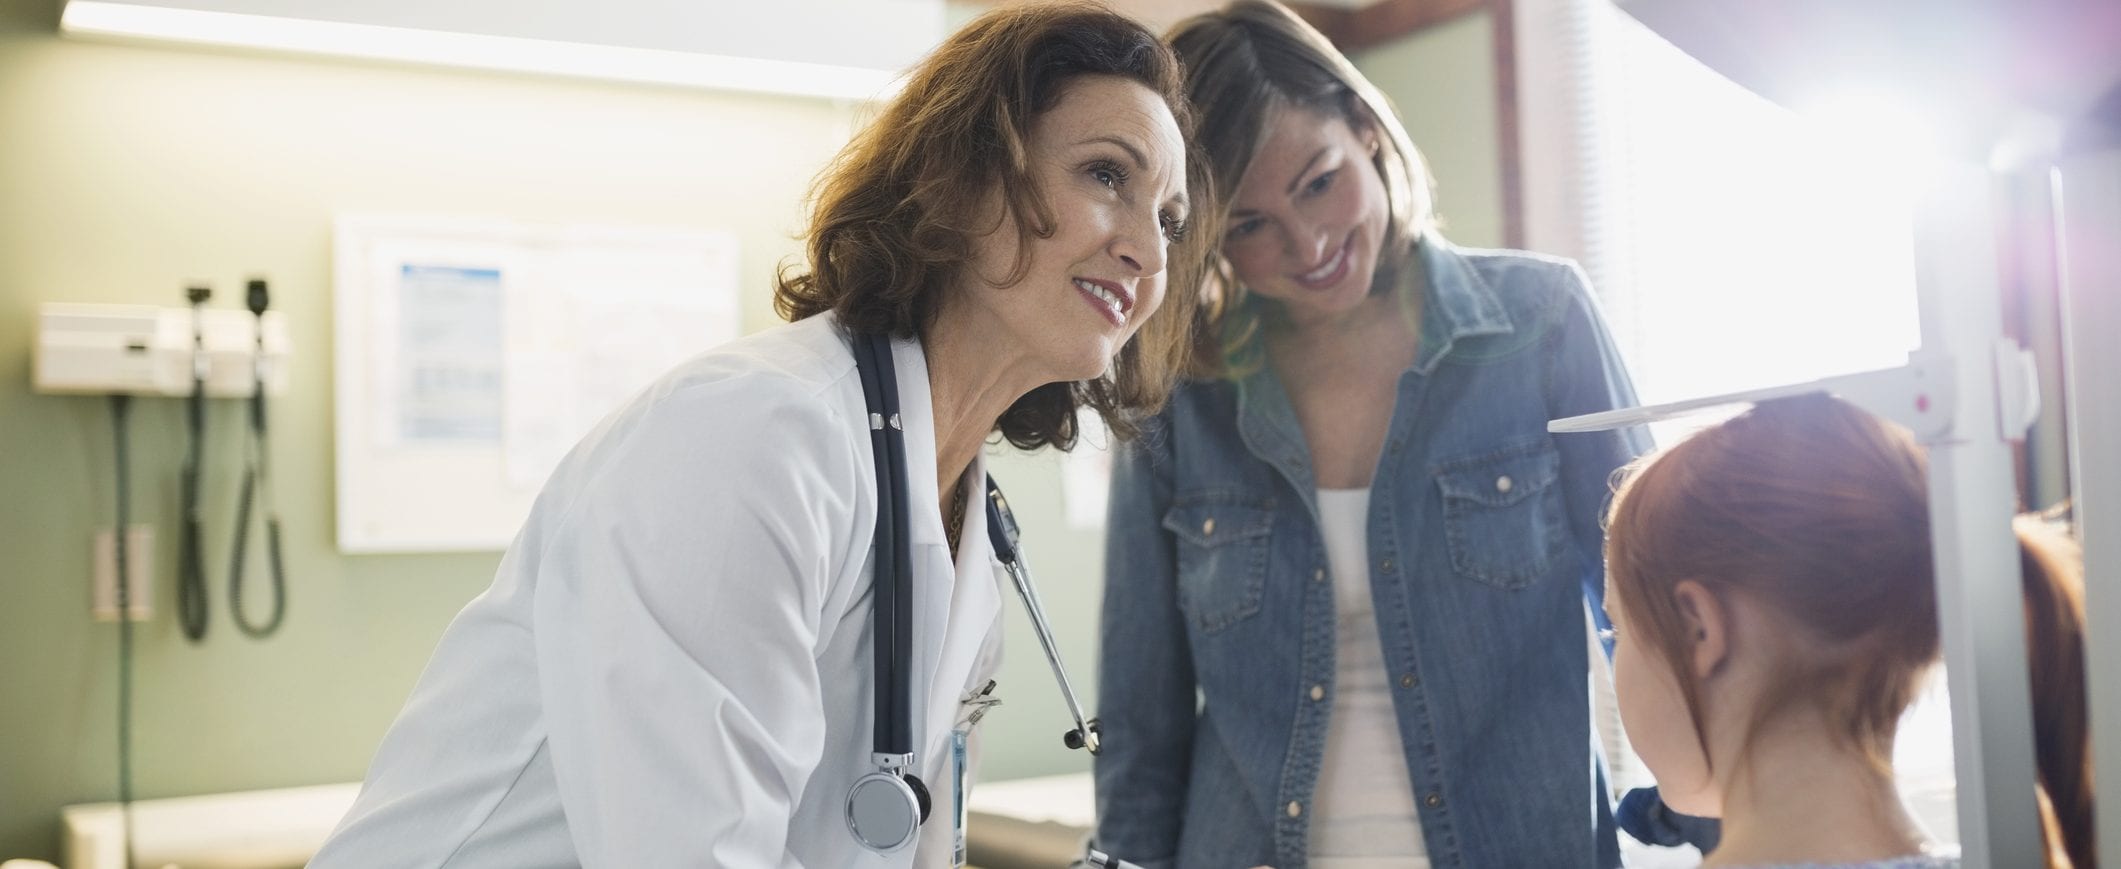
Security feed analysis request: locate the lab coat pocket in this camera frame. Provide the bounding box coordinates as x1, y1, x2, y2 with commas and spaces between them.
1435, 441, 1568, 590
1162, 498, 1274, 633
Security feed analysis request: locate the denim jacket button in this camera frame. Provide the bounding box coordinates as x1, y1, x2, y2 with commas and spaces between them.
1495, 474, 1514, 493
1425, 792, 1444, 808
1286, 801, 1303, 818
1380, 558, 1394, 573
1202, 517, 1216, 536
1400, 673, 1417, 688
1313, 567, 1326, 583
1309, 684, 1325, 701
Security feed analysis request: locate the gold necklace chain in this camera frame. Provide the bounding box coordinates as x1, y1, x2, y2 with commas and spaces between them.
944, 483, 967, 554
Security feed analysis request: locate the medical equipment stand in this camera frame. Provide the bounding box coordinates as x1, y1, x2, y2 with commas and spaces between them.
2054, 145, 2119, 866
1905, 163, 2045, 867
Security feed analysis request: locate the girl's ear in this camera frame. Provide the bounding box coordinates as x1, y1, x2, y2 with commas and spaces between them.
1671, 579, 1730, 680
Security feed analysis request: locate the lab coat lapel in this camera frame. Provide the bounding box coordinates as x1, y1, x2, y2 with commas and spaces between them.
928, 457, 1003, 732
885, 336, 1004, 753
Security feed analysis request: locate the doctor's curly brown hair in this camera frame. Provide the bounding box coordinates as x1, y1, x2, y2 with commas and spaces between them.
773, 1, 1216, 450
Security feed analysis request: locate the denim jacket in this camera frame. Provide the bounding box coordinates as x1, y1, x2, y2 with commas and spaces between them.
1093, 240, 1650, 869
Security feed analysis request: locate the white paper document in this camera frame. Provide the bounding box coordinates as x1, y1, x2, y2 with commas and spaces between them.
394, 264, 505, 443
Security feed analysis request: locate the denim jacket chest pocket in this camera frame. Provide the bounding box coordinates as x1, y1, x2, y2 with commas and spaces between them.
1434, 442, 1570, 589
1161, 498, 1275, 633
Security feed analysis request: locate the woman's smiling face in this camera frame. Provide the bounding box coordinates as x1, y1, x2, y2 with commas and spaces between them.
1219, 105, 1391, 323
956, 73, 1191, 384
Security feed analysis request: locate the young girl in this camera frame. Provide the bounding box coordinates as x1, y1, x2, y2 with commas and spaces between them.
1603, 394, 2093, 868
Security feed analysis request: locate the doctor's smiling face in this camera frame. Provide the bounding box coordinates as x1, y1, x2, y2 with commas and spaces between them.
954, 73, 1190, 384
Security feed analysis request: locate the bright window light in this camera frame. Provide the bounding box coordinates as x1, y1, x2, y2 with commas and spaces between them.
59, 0, 903, 102
1587, 10, 1924, 443
1790, 88, 1952, 198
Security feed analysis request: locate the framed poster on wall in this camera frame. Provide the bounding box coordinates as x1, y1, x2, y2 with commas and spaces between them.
334, 215, 739, 553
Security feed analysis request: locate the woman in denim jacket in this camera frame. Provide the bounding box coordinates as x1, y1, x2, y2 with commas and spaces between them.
1092, 3, 1649, 867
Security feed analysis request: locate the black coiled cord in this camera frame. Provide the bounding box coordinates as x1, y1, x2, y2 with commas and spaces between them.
230, 278, 286, 637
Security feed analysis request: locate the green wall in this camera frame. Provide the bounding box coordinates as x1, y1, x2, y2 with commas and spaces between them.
1357, 10, 1507, 250
0, 0, 1506, 860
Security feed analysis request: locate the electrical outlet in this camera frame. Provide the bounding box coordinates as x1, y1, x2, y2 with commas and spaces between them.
92, 525, 153, 622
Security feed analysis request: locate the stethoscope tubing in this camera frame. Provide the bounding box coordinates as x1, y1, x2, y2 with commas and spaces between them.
854, 330, 915, 760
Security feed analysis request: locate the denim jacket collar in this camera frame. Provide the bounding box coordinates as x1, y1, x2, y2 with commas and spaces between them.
1233, 237, 1517, 483
1410, 237, 1515, 375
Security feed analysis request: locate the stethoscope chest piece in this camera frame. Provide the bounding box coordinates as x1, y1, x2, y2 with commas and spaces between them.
846, 768, 929, 853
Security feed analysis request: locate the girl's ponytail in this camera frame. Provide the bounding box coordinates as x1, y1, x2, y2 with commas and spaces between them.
2017, 516, 2094, 869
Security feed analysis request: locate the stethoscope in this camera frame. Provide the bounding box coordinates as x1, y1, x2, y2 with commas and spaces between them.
843, 330, 1102, 855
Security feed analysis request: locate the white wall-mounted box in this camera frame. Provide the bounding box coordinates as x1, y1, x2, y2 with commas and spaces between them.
33, 302, 291, 398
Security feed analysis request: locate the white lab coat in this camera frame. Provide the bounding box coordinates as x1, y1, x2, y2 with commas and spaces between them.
312, 313, 1006, 868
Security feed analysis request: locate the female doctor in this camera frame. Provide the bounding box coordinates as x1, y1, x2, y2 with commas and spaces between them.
309, 4, 1210, 866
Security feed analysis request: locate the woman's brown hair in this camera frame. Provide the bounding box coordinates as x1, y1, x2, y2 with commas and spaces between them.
1164, 0, 1432, 375
774, 1, 1215, 449
1604, 394, 2095, 868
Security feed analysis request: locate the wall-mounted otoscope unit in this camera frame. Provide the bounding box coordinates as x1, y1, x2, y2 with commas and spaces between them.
35, 293, 291, 398
34, 281, 294, 642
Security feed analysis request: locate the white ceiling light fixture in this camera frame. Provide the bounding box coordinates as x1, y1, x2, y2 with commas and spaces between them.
58, 0, 945, 102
